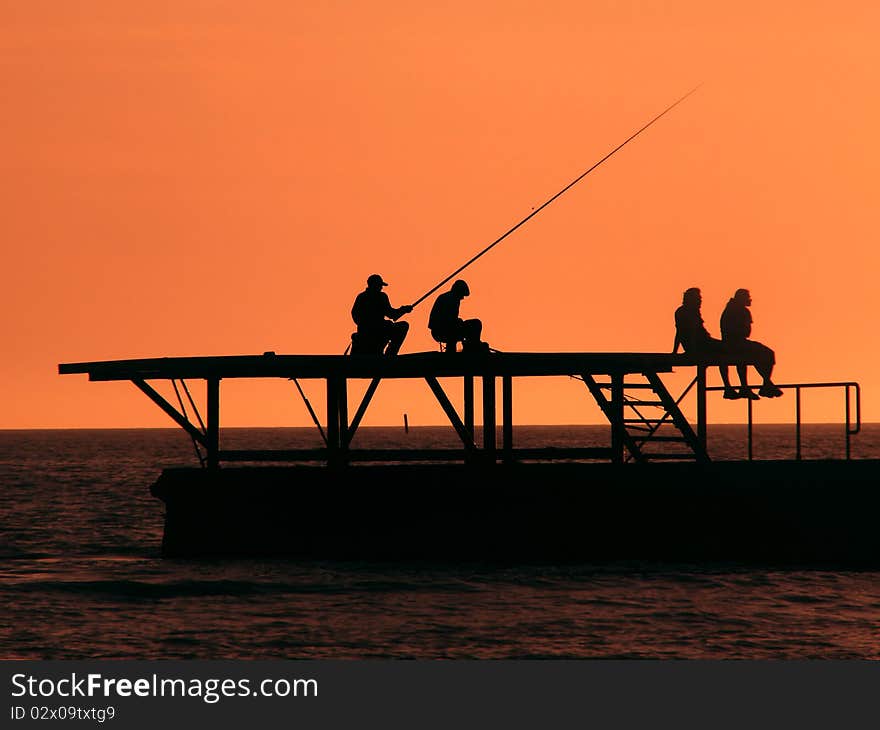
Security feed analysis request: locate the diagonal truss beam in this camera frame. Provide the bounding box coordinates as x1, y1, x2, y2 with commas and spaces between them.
424, 376, 477, 450
291, 378, 328, 447
132, 379, 208, 447
344, 377, 381, 448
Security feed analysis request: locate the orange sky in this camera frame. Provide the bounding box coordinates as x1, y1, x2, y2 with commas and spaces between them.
3, 1, 879, 429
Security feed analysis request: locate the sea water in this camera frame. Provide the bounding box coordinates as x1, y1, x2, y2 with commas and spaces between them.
2, 425, 880, 659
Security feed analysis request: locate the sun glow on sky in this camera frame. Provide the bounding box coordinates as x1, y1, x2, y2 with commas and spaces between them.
3, 1, 879, 428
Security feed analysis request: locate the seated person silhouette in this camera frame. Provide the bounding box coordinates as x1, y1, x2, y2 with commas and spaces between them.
428, 279, 487, 353
720, 288, 783, 398
350, 274, 413, 355
672, 287, 745, 399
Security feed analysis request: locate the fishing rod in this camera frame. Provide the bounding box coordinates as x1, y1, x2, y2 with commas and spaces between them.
409, 84, 702, 309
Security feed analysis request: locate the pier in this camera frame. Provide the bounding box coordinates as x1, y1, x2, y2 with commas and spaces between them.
59, 351, 875, 564
58, 350, 860, 467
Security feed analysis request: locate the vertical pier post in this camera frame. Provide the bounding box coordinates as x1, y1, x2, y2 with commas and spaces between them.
464, 375, 474, 439
696, 365, 707, 450
482, 374, 496, 461
747, 397, 754, 461
326, 376, 341, 466
845, 385, 852, 460
206, 377, 220, 469
610, 372, 624, 464
338, 377, 349, 465
502, 375, 513, 464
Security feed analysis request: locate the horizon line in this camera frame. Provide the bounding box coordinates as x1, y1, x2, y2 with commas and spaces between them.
0, 422, 873, 431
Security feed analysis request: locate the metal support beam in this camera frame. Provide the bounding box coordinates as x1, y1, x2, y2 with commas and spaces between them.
482, 374, 496, 458
291, 377, 327, 446
131, 379, 207, 448
578, 373, 646, 463
644, 372, 708, 463
845, 384, 857, 460
326, 376, 342, 466
464, 375, 474, 439
747, 397, 754, 461
610, 373, 624, 464
502, 375, 513, 463
206, 377, 220, 469
345, 377, 381, 447
424, 376, 477, 450
696, 365, 707, 449
215, 447, 615, 463
338, 377, 349, 463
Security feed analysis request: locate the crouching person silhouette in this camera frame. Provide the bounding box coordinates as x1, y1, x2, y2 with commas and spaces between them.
350, 274, 413, 355
428, 279, 488, 353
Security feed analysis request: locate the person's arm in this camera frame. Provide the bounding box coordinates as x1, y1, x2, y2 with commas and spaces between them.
380, 293, 410, 321
672, 310, 682, 353
389, 304, 413, 321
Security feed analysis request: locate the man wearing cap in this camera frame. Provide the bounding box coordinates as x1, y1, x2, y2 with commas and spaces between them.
428, 279, 487, 353
350, 274, 413, 355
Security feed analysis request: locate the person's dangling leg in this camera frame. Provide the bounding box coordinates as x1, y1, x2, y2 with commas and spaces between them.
754, 342, 783, 397
461, 319, 484, 352
734, 363, 758, 399
714, 340, 740, 399
719, 364, 742, 399
725, 343, 758, 399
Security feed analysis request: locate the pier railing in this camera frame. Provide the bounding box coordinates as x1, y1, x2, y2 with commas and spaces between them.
705, 381, 861, 460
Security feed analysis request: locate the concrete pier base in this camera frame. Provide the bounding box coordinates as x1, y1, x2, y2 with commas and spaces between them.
151, 460, 880, 566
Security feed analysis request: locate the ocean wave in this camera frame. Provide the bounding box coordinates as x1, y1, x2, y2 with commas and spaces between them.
0, 576, 494, 600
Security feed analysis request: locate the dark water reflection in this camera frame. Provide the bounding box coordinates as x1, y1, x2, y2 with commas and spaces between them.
2, 426, 880, 659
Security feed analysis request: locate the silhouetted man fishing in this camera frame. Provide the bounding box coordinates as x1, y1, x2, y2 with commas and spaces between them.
428, 279, 488, 353
672, 287, 744, 399
350, 274, 413, 355
721, 288, 783, 398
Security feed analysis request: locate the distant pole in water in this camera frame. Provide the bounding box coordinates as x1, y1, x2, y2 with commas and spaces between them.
404, 413, 409, 434
410, 85, 702, 309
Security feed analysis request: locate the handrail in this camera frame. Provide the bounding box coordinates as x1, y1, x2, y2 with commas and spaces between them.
706, 381, 860, 460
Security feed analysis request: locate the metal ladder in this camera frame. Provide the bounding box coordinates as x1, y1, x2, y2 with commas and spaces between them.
579, 372, 709, 463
